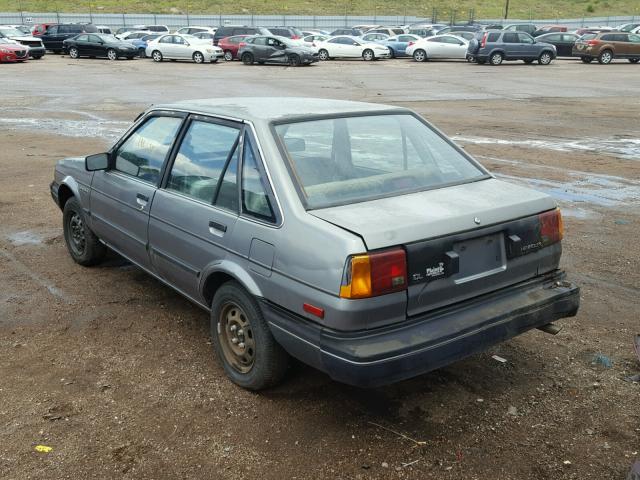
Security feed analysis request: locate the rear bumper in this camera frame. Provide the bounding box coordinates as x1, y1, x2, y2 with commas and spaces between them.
263, 270, 580, 387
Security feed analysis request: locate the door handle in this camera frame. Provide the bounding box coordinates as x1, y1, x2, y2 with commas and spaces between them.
209, 221, 227, 236
136, 193, 149, 209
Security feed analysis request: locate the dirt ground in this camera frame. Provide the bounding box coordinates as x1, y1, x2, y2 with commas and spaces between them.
1, 56, 639, 480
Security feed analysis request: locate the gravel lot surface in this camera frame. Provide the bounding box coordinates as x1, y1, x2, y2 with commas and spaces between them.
1, 55, 639, 480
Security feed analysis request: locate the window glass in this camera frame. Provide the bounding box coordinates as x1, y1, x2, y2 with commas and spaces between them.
328, 37, 342, 44
159, 35, 172, 43
428, 37, 443, 42
392, 29, 405, 35
76, 34, 89, 41
275, 114, 486, 209
562, 34, 577, 42
629, 34, 640, 43
214, 147, 239, 212
115, 116, 182, 184
88, 35, 101, 42
242, 137, 275, 222
545, 34, 561, 42
517, 33, 533, 43
167, 121, 240, 203
47, 25, 58, 34
487, 32, 500, 42
601, 34, 614, 41
253, 37, 267, 45
174, 36, 185, 44
503, 33, 520, 43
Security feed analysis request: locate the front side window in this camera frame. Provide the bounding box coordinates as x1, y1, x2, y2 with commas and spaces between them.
518, 33, 533, 43
166, 120, 240, 203
274, 114, 487, 209
114, 116, 182, 184
242, 137, 275, 222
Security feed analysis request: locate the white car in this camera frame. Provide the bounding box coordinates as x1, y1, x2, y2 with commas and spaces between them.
0, 25, 45, 58
176, 26, 217, 35
146, 34, 223, 63
406, 34, 469, 62
316, 35, 390, 61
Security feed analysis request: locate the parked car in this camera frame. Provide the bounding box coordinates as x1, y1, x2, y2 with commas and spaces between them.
95, 25, 112, 34
213, 26, 270, 45
49, 97, 580, 390
238, 35, 317, 66
31, 23, 55, 36
377, 34, 421, 57
138, 25, 169, 33
532, 25, 567, 36
448, 31, 476, 41
574, 27, 612, 36
2, 24, 32, 35
407, 34, 469, 61
316, 35, 390, 60
218, 34, 252, 60
40, 23, 98, 53
502, 23, 538, 35
193, 32, 216, 43
572, 31, 640, 64
301, 29, 329, 36
128, 33, 162, 57
63, 33, 138, 60
176, 26, 216, 35
0, 26, 46, 58
615, 23, 640, 32
266, 27, 303, 40
329, 28, 363, 37
146, 34, 224, 63
365, 26, 406, 36
119, 31, 152, 41
436, 25, 483, 35
407, 26, 437, 38
467, 30, 556, 65
535, 32, 579, 57
361, 32, 389, 42
0, 41, 29, 62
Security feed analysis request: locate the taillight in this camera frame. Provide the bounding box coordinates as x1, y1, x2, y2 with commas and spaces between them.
340, 248, 407, 299
480, 32, 488, 47
539, 208, 563, 246
586, 39, 600, 46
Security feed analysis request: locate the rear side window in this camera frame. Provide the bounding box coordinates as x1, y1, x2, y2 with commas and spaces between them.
115, 116, 183, 185
503, 33, 520, 43
167, 121, 240, 203
601, 34, 615, 41
76, 34, 89, 41
242, 137, 275, 222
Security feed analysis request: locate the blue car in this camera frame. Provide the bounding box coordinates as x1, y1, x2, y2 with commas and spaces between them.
377, 34, 421, 58
128, 33, 162, 57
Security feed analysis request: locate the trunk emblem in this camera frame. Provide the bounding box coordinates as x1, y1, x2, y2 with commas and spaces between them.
474, 217, 481, 225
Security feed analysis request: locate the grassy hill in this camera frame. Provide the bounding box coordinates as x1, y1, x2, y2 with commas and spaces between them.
2, 0, 640, 20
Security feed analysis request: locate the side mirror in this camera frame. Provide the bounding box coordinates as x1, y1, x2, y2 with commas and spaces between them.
85, 152, 109, 171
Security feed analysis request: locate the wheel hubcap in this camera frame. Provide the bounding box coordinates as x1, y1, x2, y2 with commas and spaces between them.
69, 212, 86, 255
603, 53, 611, 62
224, 52, 232, 61
364, 51, 372, 60
218, 303, 255, 373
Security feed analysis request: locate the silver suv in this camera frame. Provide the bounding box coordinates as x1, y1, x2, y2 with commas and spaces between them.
50, 98, 579, 390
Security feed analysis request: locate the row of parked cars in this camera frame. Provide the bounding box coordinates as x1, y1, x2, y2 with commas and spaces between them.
3, 21, 640, 65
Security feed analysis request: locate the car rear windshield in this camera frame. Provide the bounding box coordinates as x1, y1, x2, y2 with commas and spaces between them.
274, 114, 487, 209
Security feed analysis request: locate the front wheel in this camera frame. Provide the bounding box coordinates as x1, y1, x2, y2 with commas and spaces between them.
62, 197, 106, 266
538, 51, 552, 65
241, 52, 254, 65
598, 49, 613, 64
211, 282, 289, 390
193, 51, 205, 64
413, 49, 427, 62
152, 50, 162, 62
107, 48, 117, 61
224, 50, 233, 61
318, 49, 329, 61
362, 48, 374, 61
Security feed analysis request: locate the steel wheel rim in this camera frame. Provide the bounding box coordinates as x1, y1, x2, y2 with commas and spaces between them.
68, 212, 86, 255
218, 302, 255, 374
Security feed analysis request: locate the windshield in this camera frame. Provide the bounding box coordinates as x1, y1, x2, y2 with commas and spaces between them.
0, 27, 24, 36
274, 114, 487, 209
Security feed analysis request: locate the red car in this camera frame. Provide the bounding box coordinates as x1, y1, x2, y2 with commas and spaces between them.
218, 35, 252, 61
0, 43, 29, 62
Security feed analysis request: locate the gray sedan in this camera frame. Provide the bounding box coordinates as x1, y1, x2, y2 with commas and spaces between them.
50, 98, 579, 390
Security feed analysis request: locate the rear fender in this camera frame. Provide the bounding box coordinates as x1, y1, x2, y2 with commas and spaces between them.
199, 260, 263, 305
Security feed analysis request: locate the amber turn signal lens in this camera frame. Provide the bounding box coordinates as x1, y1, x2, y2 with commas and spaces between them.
539, 208, 563, 245
340, 249, 407, 299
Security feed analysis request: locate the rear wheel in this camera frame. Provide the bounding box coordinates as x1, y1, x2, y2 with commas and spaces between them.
362, 48, 374, 61
318, 49, 329, 60
598, 49, 613, 64
152, 50, 162, 62
489, 52, 503, 65
224, 50, 233, 61
211, 282, 289, 390
68, 46, 79, 59
581, 56, 593, 63
62, 197, 106, 266
538, 51, 552, 65
193, 51, 205, 64
107, 48, 117, 61
288, 54, 301, 66
241, 52, 254, 65
629, 58, 639, 63
413, 49, 427, 62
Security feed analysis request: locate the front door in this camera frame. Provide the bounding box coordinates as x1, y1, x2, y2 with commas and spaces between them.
149, 116, 243, 301
89, 114, 185, 270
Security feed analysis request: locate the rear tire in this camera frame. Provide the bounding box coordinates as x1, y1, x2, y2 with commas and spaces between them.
489, 52, 503, 65
598, 49, 613, 64
538, 51, 552, 65
211, 281, 289, 390
241, 52, 254, 65
413, 49, 427, 62
62, 197, 106, 266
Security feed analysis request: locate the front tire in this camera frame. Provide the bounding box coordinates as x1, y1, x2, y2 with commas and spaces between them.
362, 48, 374, 61
62, 197, 106, 266
241, 52, 254, 65
152, 50, 163, 62
193, 51, 204, 64
538, 51, 552, 65
107, 48, 117, 61
413, 49, 427, 62
598, 49, 613, 64
211, 282, 289, 390
68, 46, 79, 59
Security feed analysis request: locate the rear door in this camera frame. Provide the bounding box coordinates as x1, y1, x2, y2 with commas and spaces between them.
89, 113, 185, 270
502, 32, 522, 58
149, 116, 242, 300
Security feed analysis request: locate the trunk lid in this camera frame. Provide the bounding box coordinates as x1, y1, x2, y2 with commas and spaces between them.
311, 178, 561, 316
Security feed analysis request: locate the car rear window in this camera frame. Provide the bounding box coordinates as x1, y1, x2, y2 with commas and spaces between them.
274, 114, 487, 209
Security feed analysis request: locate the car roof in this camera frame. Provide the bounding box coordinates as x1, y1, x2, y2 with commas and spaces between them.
152, 97, 406, 123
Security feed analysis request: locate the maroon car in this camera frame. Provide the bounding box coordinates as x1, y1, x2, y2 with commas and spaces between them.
218, 34, 252, 61
0, 42, 28, 62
